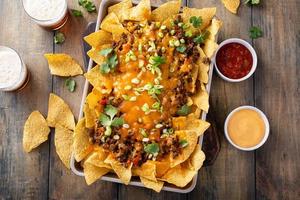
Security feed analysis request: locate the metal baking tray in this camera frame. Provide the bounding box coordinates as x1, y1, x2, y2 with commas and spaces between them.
70, 0, 215, 193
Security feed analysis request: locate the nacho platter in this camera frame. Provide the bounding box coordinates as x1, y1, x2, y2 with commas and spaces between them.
71, 0, 221, 193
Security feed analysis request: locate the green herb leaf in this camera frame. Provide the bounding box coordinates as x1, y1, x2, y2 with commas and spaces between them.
100, 63, 111, 74
71, 9, 83, 17
144, 142, 160, 154
249, 26, 263, 39
179, 139, 189, 148
78, 0, 86, 6
108, 53, 118, 69
65, 78, 76, 92
99, 113, 111, 126
189, 16, 202, 28
100, 48, 113, 56
85, 1, 96, 12
140, 128, 148, 137
104, 105, 118, 120
54, 32, 65, 44
193, 31, 210, 44
176, 104, 191, 116
111, 117, 124, 127
176, 45, 186, 53
245, 0, 260, 5
149, 56, 165, 67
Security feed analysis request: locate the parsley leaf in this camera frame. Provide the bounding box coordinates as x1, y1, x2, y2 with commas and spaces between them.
107, 53, 118, 69
249, 26, 263, 39
71, 9, 83, 17
176, 45, 186, 53
104, 105, 118, 119
189, 16, 202, 28
193, 31, 210, 44
111, 117, 124, 127
144, 143, 160, 154
176, 105, 191, 116
65, 78, 76, 92
179, 139, 189, 148
54, 32, 65, 44
78, 0, 96, 13
99, 113, 111, 126
99, 48, 113, 56
245, 0, 260, 5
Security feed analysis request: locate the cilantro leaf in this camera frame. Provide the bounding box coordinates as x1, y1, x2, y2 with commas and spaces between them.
193, 31, 210, 44
85, 1, 96, 12
99, 113, 111, 126
245, 0, 260, 5
99, 48, 113, 56
54, 32, 65, 44
78, 0, 86, 6
71, 9, 83, 17
100, 63, 110, 74
144, 143, 160, 154
65, 78, 76, 92
189, 16, 202, 28
179, 139, 189, 148
111, 117, 124, 127
104, 105, 118, 120
176, 105, 191, 116
249, 26, 263, 39
176, 45, 186, 53
107, 53, 118, 69
149, 56, 165, 67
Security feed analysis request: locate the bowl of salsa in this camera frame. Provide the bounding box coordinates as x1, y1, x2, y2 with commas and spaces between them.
213, 38, 257, 82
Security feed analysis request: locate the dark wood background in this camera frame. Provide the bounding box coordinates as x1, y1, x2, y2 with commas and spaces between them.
0, 0, 299, 199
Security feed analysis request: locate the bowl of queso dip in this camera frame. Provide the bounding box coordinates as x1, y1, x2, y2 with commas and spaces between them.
224, 106, 269, 151
213, 38, 257, 82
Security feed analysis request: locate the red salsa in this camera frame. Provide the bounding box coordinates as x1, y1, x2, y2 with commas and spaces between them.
216, 42, 253, 79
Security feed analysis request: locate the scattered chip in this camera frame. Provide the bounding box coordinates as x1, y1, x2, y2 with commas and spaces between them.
73, 118, 93, 162
83, 162, 110, 185
140, 177, 164, 193
132, 161, 157, 182
84, 66, 113, 94
84, 30, 113, 49
151, 0, 181, 22
23, 111, 50, 153
44, 53, 83, 76
221, 0, 240, 14
47, 93, 75, 130
54, 125, 73, 169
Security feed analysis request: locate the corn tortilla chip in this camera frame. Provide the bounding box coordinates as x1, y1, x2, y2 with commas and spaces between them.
132, 161, 157, 182
84, 30, 112, 49
140, 177, 164, 193
104, 154, 132, 185
73, 118, 93, 162
84, 66, 113, 94
172, 116, 210, 137
83, 103, 97, 128
44, 54, 83, 76
23, 111, 50, 153
151, 0, 181, 22
47, 93, 75, 130
108, 0, 133, 22
87, 44, 111, 66
221, 0, 240, 14
84, 148, 111, 169
191, 88, 209, 112
122, 0, 151, 22
206, 18, 222, 41
54, 125, 73, 169
203, 39, 218, 58
100, 12, 128, 38
83, 162, 110, 185
182, 7, 216, 31
155, 160, 170, 178
196, 47, 210, 84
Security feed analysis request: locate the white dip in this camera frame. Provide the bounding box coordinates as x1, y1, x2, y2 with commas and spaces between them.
0, 47, 22, 87
24, 0, 65, 20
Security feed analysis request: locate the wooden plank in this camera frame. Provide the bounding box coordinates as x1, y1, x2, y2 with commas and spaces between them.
48, 1, 118, 199
188, 0, 255, 199
0, 1, 53, 199
253, 1, 300, 199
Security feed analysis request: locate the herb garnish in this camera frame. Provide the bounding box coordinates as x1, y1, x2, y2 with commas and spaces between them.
245, 0, 260, 5
144, 142, 160, 154
65, 78, 76, 92
176, 104, 191, 116
176, 45, 187, 53
179, 139, 189, 148
71, 9, 83, 17
78, 0, 96, 13
189, 16, 203, 28
99, 105, 124, 136
249, 26, 263, 39
193, 31, 210, 44
99, 48, 118, 74
54, 32, 65, 44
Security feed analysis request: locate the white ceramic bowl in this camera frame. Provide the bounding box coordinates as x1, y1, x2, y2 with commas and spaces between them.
213, 38, 257, 82
224, 106, 270, 151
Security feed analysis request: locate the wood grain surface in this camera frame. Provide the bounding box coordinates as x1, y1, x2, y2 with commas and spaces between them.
0, 0, 299, 199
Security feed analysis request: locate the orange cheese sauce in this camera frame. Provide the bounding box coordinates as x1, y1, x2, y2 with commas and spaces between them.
227, 109, 265, 148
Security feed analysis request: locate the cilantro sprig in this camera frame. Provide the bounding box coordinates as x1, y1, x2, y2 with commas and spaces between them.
193, 31, 210, 44
54, 32, 65, 44
144, 142, 160, 154
99, 48, 119, 74
99, 105, 124, 136
176, 104, 191, 116
78, 0, 96, 13
189, 16, 203, 28
71, 9, 83, 17
249, 26, 263, 39
245, 0, 260, 5
65, 78, 76, 92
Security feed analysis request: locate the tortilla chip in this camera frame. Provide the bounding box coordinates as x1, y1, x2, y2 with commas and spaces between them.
221, 0, 240, 14
122, 0, 151, 21
83, 103, 97, 128
23, 111, 50, 153
206, 18, 222, 41
73, 118, 93, 162
54, 125, 73, 169
189, 64, 199, 93
104, 154, 132, 185
84, 148, 111, 169
132, 161, 157, 182
140, 177, 164, 193
196, 47, 210, 83
44, 54, 83, 76
169, 130, 198, 167
172, 116, 210, 137
100, 12, 128, 38
185, 145, 205, 171
191, 89, 209, 112
155, 160, 170, 178
47, 93, 75, 130
83, 162, 110, 185
151, 0, 181, 22
87, 44, 111, 66
84, 30, 112, 49
203, 39, 218, 58
84, 66, 113, 94
182, 7, 216, 31
108, 0, 133, 22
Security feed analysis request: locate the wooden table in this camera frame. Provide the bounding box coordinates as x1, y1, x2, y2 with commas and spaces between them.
0, 0, 299, 199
